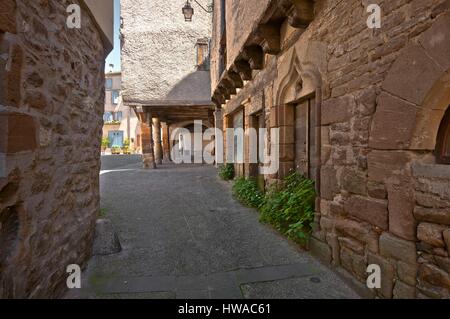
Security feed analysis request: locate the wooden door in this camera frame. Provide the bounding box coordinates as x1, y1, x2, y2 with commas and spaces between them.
295, 97, 316, 179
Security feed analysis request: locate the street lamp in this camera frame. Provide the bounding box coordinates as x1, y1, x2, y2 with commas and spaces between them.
182, 1, 194, 22
182, 0, 213, 22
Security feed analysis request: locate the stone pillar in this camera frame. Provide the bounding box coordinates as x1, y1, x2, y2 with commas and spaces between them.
214, 109, 223, 167
153, 117, 163, 165
141, 113, 156, 169
162, 122, 171, 163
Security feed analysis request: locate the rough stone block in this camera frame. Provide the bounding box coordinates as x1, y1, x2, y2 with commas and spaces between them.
369, 93, 417, 150
344, 195, 388, 230
321, 95, 354, 125
338, 236, 364, 255
367, 181, 387, 199
417, 223, 446, 248
418, 14, 450, 70
367, 253, 395, 299
309, 237, 332, 264
341, 167, 367, 195
367, 151, 410, 183
393, 280, 416, 299
0, 0, 16, 33
320, 165, 339, 200
334, 218, 379, 253
415, 192, 450, 209
329, 201, 346, 218
387, 184, 416, 241
414, 206, 450, 226
415, 178, 450, 201
0, 113, 37, 154
412, 163, 450, 180
93, 219, 122, 256
0, 38, 23, 107
435, 256, 450, 274
379, 232, 417, 264
418, 263, 450, 290
382, 45, 443, 105
326, 233, 340, 266
397, 260, 418, 286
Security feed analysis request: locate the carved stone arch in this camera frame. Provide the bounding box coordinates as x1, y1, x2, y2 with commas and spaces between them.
274, 42, 324, 107
275, 47, 304, 106
369, 13, 450, 152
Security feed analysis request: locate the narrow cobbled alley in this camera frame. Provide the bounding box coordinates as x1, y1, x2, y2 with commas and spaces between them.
69, 156, 360, 299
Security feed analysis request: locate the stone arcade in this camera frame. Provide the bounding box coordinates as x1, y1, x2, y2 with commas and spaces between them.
120, 0, 214, 169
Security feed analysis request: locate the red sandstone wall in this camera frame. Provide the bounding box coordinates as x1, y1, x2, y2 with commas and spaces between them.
212, 0, 450, 298
0, 0, 106, 298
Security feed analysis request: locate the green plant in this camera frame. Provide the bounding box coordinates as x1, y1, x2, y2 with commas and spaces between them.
99, 208, 107, 219
104, 120, 121, 125
232, 177, 265, 209
111, 147, 122, 155
122, 138, 131, 154
101, 137, 110, 149
218, 163, 235, 181
260, 172, 316, 246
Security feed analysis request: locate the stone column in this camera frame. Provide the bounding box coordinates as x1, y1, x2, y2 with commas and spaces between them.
162, 122, 171, 163
140, 112, 156, 169
153, 117, 163, 165
214, 109, 223, 167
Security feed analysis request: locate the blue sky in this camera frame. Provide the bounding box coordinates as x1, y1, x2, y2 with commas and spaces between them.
105, 0, 121, 73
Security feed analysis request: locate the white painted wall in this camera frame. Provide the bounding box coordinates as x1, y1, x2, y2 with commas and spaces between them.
121, 0, 212, 101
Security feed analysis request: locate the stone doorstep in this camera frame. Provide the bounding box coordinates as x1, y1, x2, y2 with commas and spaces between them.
87, 262, 321, 296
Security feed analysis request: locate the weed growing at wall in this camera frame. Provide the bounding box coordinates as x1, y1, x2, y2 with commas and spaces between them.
218, 164, 235, 181
232, 172, 315, 246
260, 173, 315, 246
232, 178, 265, 209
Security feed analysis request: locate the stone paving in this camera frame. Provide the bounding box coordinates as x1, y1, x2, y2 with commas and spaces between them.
69, 155, 360, 299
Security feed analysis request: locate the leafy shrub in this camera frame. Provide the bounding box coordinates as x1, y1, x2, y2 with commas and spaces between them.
101, 137, 110, 148
219, 163, 235, 181
111, 147, 122, 155
232, 177, 265, 209
260, 172, 315, 245
104, 120, 121, 125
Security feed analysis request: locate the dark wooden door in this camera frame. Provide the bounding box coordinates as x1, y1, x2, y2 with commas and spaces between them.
295, 97, 316, 179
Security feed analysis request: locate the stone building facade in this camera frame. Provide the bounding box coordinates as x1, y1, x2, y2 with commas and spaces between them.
103, 72, 139, 152
0, 0, 113, 298
121, 0, 215, 168
210, 0, 450, 298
